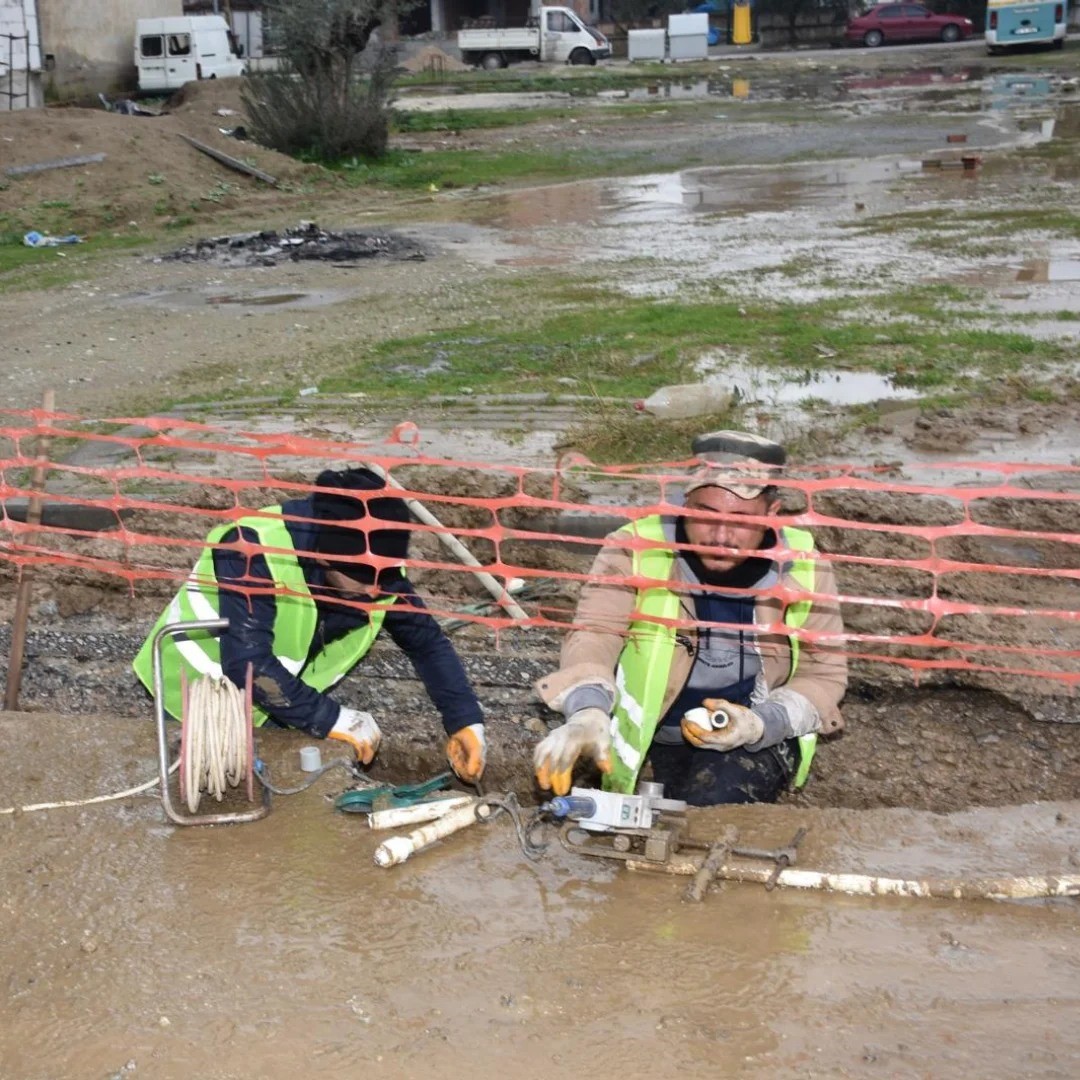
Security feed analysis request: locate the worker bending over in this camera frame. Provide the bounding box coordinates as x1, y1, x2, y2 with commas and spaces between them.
134, 467, 486, 783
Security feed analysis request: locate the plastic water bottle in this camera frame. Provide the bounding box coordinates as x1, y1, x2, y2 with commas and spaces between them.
634, 383, 735, 420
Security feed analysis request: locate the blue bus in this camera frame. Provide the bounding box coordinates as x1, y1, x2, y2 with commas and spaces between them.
985, 0, 1069, 52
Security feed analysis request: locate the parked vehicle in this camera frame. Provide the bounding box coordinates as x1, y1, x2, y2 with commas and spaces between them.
457, 6, 610, 69
985, 0, 1067, 52
844, 3, 975, 47
136, 15, 246, 92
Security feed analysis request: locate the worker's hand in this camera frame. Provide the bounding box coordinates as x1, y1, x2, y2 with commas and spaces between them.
328, 707, 382, 765
681, 698, 764, 753
446, 723, 486, 784
534, 707, 612, 796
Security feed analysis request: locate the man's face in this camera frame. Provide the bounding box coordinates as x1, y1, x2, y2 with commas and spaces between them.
682, 486, 779, 573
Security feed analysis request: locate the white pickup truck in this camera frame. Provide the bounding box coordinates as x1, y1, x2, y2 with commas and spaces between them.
457, 5, 610, 69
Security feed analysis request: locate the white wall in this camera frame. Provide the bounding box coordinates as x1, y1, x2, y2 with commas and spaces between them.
0, 0, 43, 109
38, 0, 182, 95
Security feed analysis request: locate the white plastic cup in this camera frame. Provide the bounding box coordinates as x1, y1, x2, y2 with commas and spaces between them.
299, 745, 323, 772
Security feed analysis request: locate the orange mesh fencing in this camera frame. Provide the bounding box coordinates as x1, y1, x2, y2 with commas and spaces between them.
1, 407, 1078, 694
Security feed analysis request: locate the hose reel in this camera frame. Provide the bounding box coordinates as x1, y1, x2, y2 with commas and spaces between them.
152, 618, 270, 826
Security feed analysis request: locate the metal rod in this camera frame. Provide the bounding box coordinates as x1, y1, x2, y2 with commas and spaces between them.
364, 462, 529, 622
4, 389, 54, 711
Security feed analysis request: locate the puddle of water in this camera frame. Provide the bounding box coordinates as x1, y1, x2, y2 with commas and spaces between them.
624, 78, 733, 102
630, 157, 929, 214
124, 288, 352, 311
1016, 258, 1080, 283
982, 73, 1055, 110
207, 293, 308, 306
844, 67, 977, 93
694, 354, 924, 407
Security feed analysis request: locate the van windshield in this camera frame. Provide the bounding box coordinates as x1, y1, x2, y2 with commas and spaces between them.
546, 10, 583, 32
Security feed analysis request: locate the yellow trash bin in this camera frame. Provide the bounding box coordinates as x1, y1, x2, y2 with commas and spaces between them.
732, 0, 752, 45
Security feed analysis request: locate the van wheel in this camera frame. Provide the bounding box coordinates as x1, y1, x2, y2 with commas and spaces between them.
480, 52, 504, 70
863, 29, 883, 47
1052, 37, 1063, 49
569, 47, 595, 65
940, 23, 960, 42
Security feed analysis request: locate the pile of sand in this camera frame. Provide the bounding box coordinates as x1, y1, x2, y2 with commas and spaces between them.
400, 45, 470, 74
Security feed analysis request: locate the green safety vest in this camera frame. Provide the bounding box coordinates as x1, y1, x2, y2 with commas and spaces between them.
132, 506, 397, 726
605, 516, 818, 794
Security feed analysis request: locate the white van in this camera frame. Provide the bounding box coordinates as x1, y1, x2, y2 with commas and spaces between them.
135, 15, 246, 92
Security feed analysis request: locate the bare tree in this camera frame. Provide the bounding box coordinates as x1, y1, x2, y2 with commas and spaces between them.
242, 0, 398, 161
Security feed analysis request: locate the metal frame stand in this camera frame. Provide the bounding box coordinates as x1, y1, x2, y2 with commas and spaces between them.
152, 617, 271, 826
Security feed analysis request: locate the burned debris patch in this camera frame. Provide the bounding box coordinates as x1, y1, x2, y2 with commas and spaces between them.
160, 222, 429, 268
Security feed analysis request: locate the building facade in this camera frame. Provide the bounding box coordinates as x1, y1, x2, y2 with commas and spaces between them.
38, 0, 182, 97
0, 0, 42, 109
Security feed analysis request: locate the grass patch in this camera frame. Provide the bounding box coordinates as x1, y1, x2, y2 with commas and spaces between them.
310, 286, 1065, 406
332, 144, 656, 190
0, 232, 150, 290
842, 208, 1080, 241
559, 401, 745, 464
393, 105, 581, 134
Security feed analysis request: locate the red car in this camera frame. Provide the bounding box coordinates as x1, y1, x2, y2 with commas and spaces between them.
844, 3, 975, 47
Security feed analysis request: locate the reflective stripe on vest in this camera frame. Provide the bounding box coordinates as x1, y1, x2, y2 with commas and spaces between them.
604, 516, 818, 794
132, 506, 396, 725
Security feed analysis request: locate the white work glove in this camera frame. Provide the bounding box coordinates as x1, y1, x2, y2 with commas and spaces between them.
327, 707, 382, 765
533, 707, 612, 796
681, 698, 764, 753
446, 723, 486, 784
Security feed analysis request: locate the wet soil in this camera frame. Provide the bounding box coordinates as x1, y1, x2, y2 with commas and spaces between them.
3, 710, 1080, 1080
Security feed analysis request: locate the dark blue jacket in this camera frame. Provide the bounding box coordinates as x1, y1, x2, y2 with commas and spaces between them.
211, 496, 483, 739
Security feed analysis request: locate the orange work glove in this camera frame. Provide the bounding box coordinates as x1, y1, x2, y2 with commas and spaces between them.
327, 707, 382, 765
533, 707, 612, 796
446, 723, 486, 784
681, 698, 764, 752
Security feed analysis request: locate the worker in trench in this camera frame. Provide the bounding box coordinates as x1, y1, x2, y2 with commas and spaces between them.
132, 467, 486, 784
533, 431, 848, 806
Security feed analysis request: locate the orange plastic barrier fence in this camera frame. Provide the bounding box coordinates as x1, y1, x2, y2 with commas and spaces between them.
1, 408, 1078, 691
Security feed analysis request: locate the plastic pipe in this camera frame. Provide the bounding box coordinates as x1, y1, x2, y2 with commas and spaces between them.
373, 798, 483, 867
627, 856, 1080, 902
367, 796, 474, 831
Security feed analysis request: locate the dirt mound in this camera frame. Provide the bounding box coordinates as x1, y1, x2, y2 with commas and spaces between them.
400, 45, 471, 74
0, 83, 321, 237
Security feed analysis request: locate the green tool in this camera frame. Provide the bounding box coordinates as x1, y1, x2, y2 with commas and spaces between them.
334, 772, 456, 814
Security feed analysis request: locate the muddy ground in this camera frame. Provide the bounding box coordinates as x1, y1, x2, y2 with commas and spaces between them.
2, 43, 1079, 1080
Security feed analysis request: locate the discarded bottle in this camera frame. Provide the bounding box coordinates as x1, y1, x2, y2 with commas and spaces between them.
634, 383, 736, 420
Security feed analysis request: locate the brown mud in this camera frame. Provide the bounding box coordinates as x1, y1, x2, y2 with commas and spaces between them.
3, 711, 1080, 1080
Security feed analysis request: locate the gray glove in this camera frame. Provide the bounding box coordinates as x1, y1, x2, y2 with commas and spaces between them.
533, 707, 612, 795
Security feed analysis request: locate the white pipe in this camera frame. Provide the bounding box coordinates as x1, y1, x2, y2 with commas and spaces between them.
367, 795, 473, 831
364, 463, 529, 622
627, 857, 1080, 902
373, 798, 483, 867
